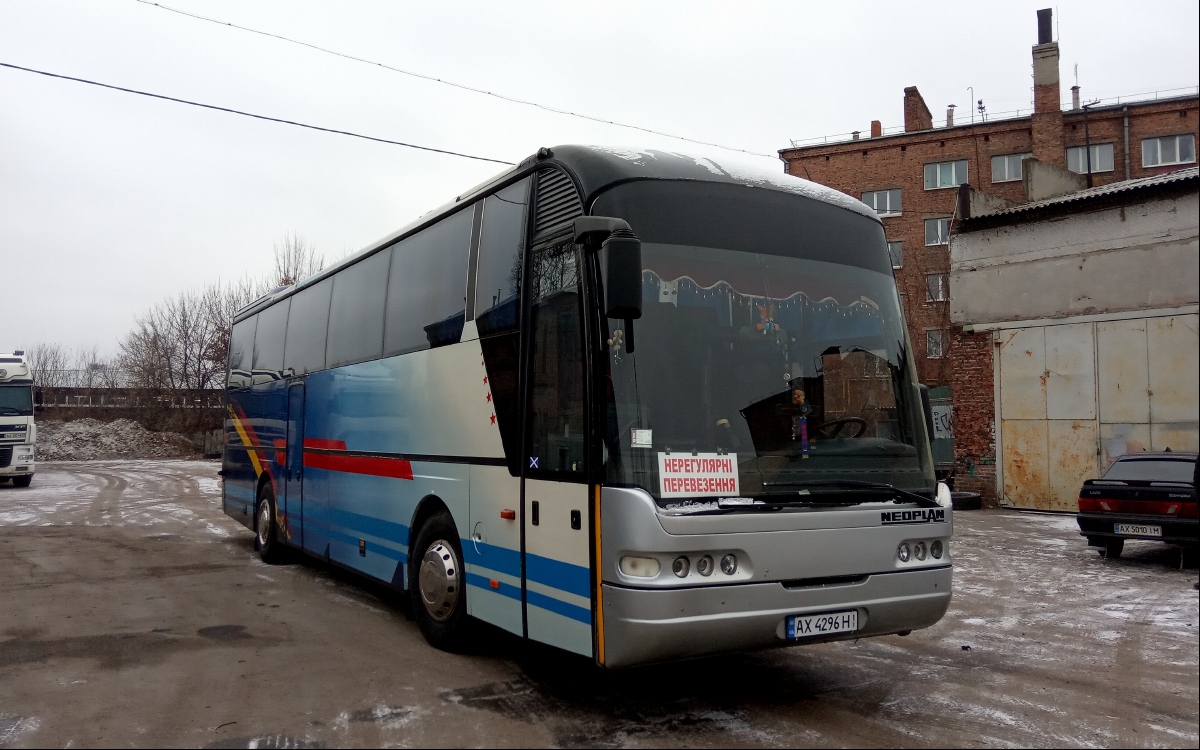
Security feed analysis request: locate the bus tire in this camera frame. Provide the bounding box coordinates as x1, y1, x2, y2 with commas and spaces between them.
409, 509, 468, 651
12, 474, 32, 488
255, 484, 286, 564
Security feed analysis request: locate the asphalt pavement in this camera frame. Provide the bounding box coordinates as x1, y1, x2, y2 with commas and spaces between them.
1, 461, 1197, 748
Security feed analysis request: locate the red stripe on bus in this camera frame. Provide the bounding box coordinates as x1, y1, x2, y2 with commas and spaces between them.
304, 438, 347, 451
303, 451, 414, 480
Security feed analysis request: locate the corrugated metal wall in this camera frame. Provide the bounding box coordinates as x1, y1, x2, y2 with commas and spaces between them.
996, 313, 1199, 510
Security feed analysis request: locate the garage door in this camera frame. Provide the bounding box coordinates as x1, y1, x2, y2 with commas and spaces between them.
997, 314, 1198, 510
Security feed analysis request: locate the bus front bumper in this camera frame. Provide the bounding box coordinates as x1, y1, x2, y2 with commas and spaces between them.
601, 565, 951, 668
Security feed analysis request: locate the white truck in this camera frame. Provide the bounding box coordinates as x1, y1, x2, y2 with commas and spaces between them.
0, 351, 36, 487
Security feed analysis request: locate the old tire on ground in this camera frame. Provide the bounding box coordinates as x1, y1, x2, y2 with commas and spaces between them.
255, 484, 287, 564
951, 491, 982, 510
12, 474, 32, 488
1102, 538, 1124, 559
409, 509, 469, 651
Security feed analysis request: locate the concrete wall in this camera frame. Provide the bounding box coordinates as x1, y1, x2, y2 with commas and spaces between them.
951, 191, 1199, 326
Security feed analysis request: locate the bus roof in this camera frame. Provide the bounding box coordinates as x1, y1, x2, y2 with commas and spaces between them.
235, 145, 878, 322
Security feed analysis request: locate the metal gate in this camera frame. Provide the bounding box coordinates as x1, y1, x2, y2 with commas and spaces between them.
996, 314, 1199, 510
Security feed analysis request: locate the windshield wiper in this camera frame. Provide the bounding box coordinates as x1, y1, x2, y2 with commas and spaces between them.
761, 479, 942, 508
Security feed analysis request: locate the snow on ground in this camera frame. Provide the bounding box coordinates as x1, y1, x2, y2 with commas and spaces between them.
35, 418, 198, 461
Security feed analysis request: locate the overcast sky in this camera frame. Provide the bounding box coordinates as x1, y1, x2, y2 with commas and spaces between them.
2, 0, 1197, 356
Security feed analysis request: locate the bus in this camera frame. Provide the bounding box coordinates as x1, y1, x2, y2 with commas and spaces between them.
222, 145, 953, 667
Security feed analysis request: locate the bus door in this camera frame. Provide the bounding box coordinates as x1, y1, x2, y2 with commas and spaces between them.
521, 240, 594, 656
283, 382, 305, 547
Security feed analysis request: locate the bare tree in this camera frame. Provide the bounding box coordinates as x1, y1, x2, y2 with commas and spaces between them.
273, 233, 324, 287
26, 343, 70, 389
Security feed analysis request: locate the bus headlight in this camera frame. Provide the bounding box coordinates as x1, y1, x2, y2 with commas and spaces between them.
720, 553, 738, 575
696, 555, 714, 576
914, 541, 928, 561
672, 556, 690, 577
931, 540, 944, 559
897, 543, 911, 562
619, 556, 661, 578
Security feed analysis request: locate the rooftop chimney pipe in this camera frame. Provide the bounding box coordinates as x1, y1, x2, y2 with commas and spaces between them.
946, 106, 956, 127
1071, 85, 1080, 110
1037, 8, 1052, 44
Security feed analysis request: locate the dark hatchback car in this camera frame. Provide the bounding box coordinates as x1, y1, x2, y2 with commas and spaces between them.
1077, 451, 1198, 558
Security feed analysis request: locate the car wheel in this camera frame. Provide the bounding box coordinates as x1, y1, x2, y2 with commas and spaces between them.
255, 484, 287, 564
409, 509, 469, 651
1102, 538, 1124, 559
12, 474, 32, 488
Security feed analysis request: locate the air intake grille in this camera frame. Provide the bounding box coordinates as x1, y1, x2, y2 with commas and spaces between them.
0, 446, 11, 468
533, 169, 582, 241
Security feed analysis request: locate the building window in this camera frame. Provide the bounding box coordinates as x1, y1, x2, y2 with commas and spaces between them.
924, 217, 951, 246
1142, 134, 1196, 167
991, 153, 1032, 183
862, 189, 902, 216
925, 273, 948, 302
926, 329, 945, 358
1066, 143, 1114, 174
887, 241, 903, 269
924, 160, 968, 189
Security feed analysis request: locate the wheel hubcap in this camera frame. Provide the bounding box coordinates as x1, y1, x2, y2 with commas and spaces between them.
419, 540, 460, 622
258, 502, 271, 547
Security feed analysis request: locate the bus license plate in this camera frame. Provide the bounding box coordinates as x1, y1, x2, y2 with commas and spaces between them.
787, 610, 858, 640
1114, 523, 1162, 537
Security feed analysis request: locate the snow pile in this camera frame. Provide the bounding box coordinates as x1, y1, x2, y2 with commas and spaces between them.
36, 418, 198, 461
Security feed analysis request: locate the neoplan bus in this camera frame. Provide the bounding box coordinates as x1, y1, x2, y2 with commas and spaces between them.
222, 146, 953, 667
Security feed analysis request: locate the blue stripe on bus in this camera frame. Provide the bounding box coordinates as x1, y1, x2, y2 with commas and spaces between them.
465, 572, 522, 602
463, 541, 522, 579
323, 527, 407, 563
303, 514, 409, 559
225, 485, 256, 501
326, 507, 411, 546
527, 553, 591, 599
527, 589, 592, 624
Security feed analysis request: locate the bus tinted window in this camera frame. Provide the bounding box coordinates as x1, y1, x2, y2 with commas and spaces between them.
252, 298, 289, 377
526, 242, 586, 478
284, 277, 332, 375
228, 316, 257, 389
475, 178, 530, 336
384, 208, 473, 356
327, 249, 391, 368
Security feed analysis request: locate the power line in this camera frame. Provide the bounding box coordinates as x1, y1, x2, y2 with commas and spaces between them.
0, 62, 515, 165
132, 0, 775, 160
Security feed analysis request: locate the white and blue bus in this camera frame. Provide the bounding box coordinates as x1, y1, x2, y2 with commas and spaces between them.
222, 146, 953, 667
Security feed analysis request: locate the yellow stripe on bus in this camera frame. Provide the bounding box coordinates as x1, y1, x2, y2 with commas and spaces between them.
594, 484, 605, 666
228, 406, 263, 478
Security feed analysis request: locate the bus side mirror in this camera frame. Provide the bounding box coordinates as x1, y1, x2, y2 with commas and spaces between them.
573, 216, 643, 320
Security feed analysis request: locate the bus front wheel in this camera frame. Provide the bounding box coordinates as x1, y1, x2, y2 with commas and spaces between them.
409, 510, 469, 651
255, 485, 286, 564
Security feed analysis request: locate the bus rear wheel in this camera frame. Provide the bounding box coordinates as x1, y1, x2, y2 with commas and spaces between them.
255, 485, 287, 564
409, 509, 469, 651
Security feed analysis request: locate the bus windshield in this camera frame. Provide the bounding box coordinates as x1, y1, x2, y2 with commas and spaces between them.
0, 385, 34, 416
594, 180, 935, 504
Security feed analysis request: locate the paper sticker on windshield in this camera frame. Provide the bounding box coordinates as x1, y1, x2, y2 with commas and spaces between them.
631, 429, 653, 449
658, 453, 739, 498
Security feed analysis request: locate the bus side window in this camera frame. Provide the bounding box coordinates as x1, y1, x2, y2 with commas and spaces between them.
283, 278, 332, 376
474, 178, 530, 336
526, 242, 586, 478
253, 298, 289, 382
228, 316, 257, 389
384, 208, 473, 356
327, 249, 390, 368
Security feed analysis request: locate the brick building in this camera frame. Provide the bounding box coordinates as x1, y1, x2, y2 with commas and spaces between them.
778, 9, 1198, 503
